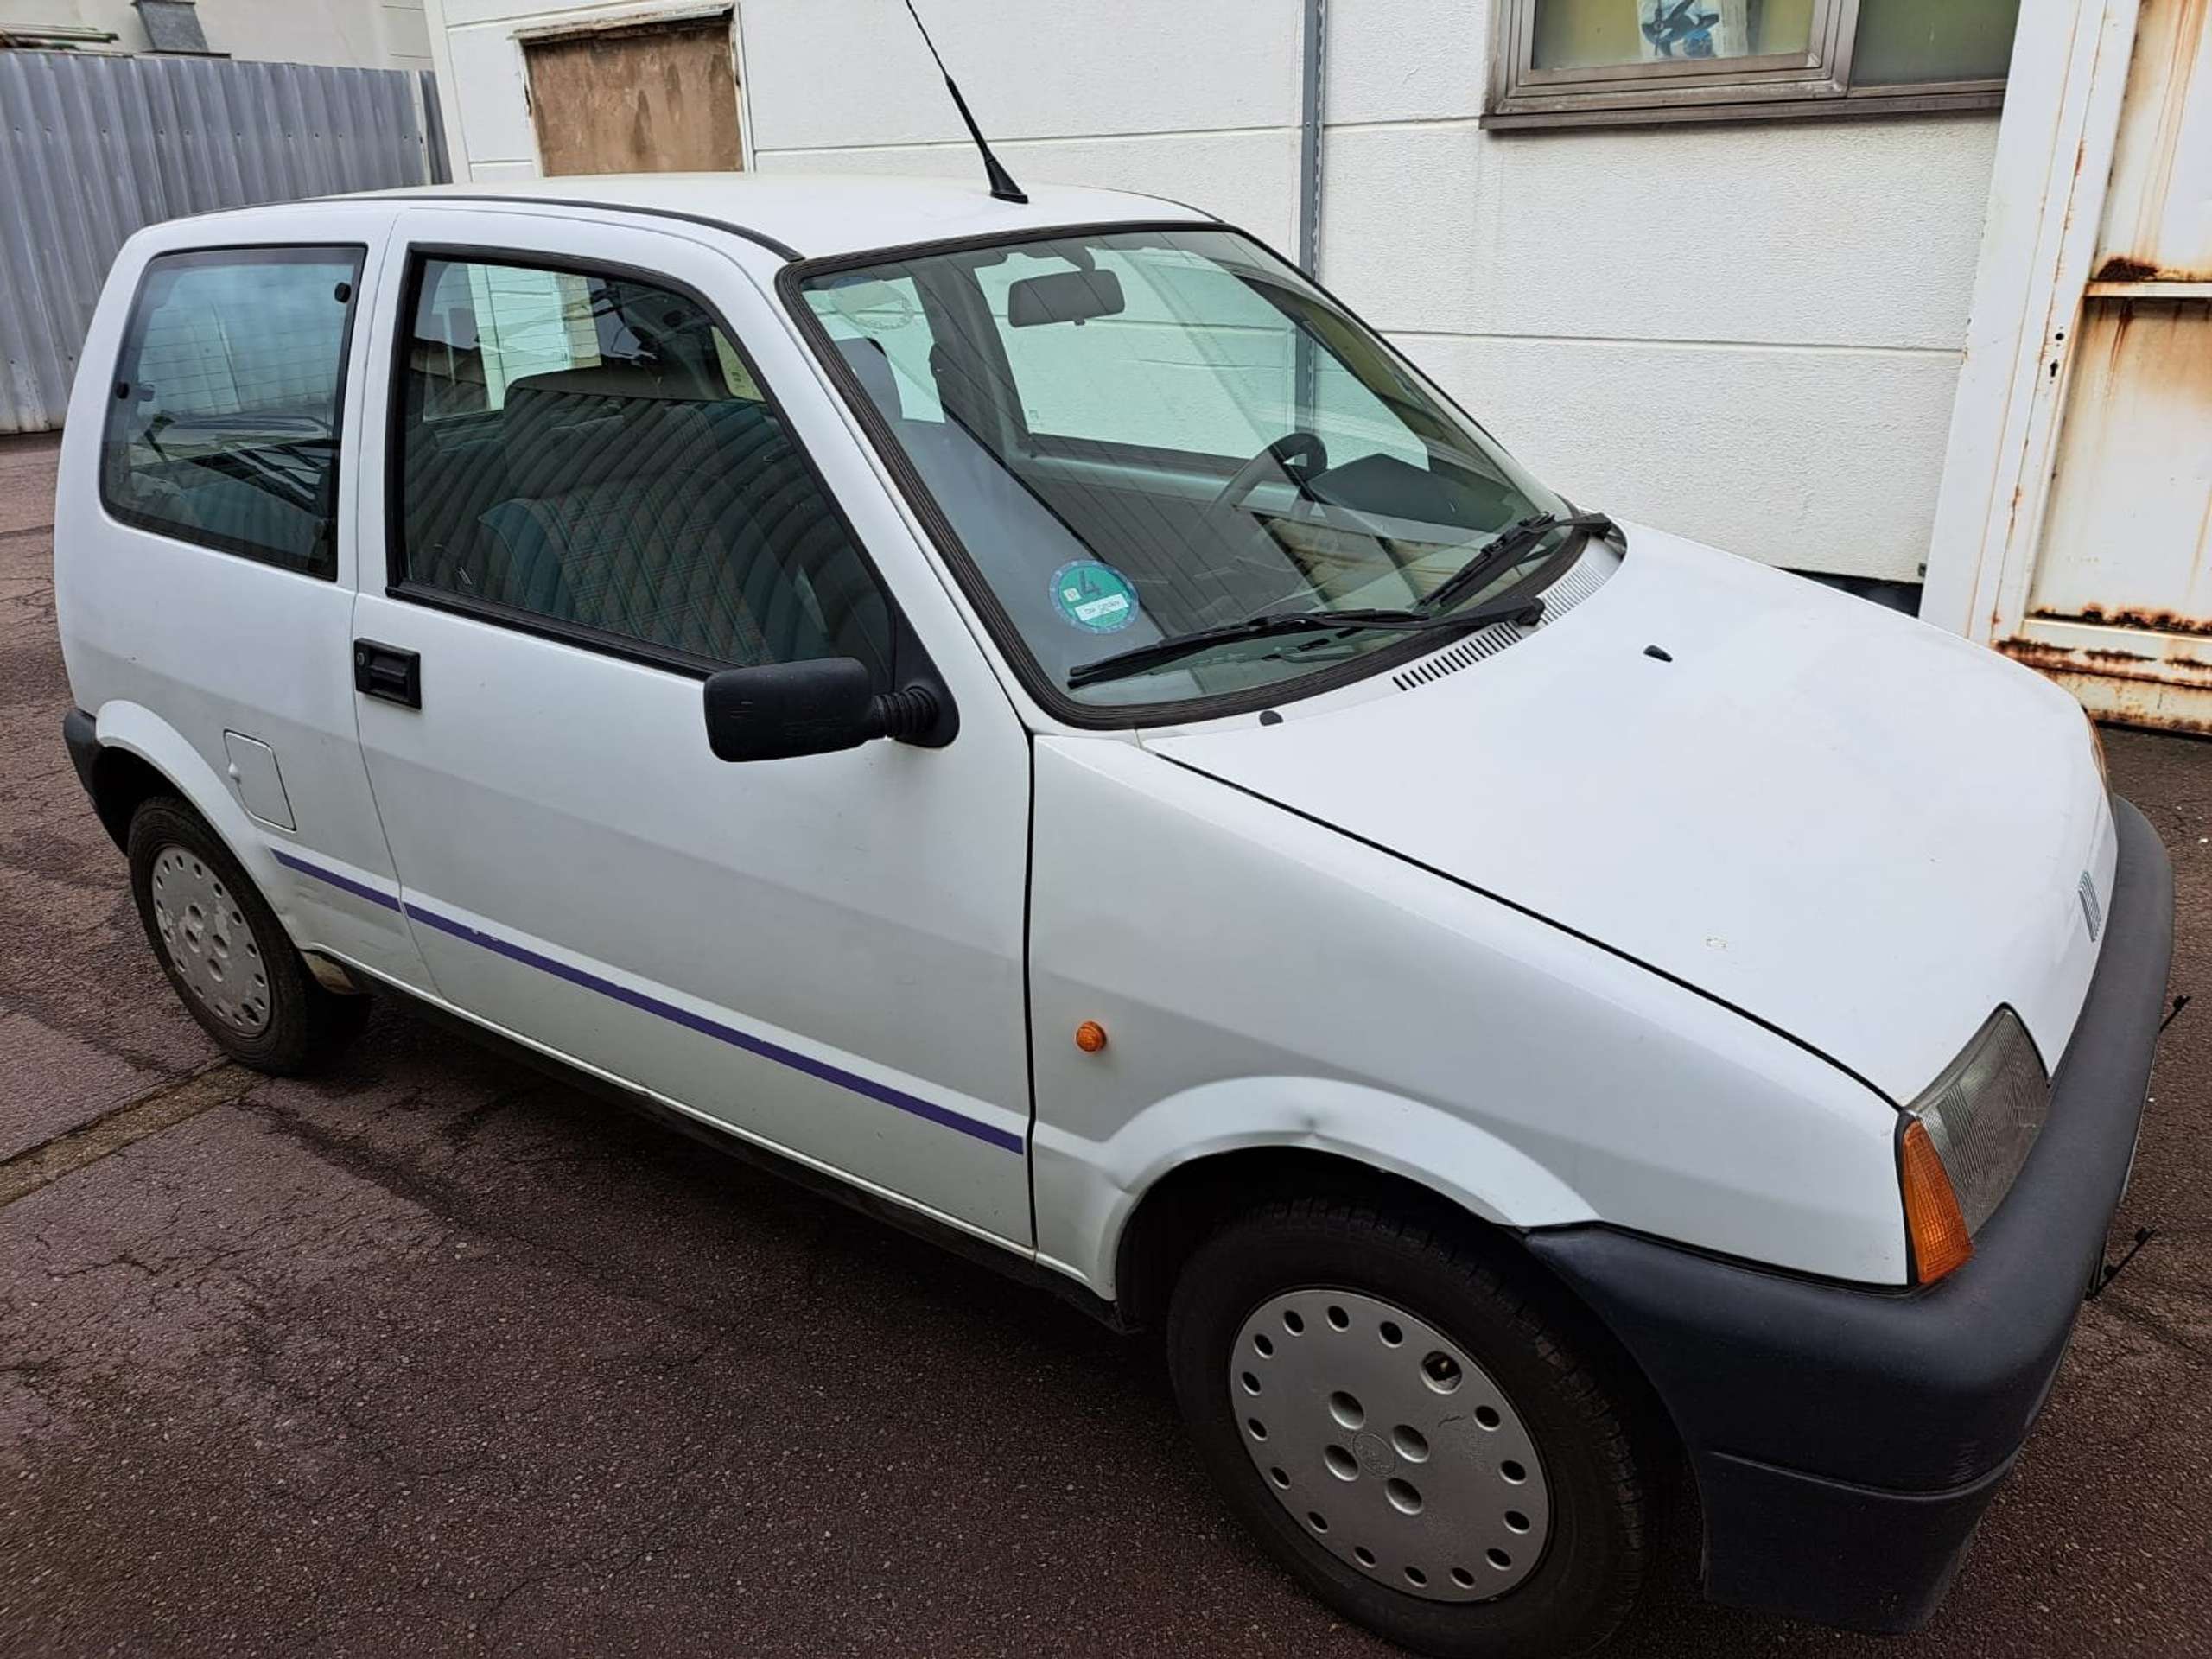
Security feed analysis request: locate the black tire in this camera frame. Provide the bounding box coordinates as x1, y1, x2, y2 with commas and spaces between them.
126, 797, 371, 1075
1167, 1198, 1646, 1659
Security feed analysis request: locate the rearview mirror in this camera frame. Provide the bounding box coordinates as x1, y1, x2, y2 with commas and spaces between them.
1007, 268, 1125, 328
702, 659, 950, 762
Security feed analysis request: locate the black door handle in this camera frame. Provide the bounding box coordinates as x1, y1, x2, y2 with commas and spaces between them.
353, 639, 421, 709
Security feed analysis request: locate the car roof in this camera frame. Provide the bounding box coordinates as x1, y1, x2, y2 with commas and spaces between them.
344, 171, 1217, 261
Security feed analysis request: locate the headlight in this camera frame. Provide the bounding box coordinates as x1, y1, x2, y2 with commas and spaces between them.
1898, 1008, 2050, 1282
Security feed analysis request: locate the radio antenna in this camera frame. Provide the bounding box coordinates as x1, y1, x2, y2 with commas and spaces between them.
902, 0, 1027, 205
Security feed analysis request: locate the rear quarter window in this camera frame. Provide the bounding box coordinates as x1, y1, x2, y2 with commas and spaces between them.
100, 245, 365, 579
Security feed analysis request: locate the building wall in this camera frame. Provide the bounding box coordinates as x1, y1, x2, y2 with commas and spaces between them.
419, 0, 2004, 581
0, 0, 432, 70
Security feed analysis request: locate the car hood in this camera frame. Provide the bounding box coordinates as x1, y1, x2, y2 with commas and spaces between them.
1145, 526, 2114, 1102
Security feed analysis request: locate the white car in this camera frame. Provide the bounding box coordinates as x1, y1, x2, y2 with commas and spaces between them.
54, 174, 2171, 1659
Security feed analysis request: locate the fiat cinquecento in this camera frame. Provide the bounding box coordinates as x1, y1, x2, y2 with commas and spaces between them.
55, 173, 2171, 1657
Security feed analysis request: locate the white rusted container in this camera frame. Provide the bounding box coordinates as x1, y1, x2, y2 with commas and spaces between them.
1925, 0, 2212, 733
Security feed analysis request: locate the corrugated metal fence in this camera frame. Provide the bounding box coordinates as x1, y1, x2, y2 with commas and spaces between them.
0, 51, 449, 434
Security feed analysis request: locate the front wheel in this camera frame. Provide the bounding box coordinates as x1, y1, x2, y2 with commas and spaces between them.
1166, 1199, 1647, 1659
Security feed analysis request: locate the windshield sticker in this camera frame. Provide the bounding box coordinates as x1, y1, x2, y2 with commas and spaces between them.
1051, 561, 1140, 634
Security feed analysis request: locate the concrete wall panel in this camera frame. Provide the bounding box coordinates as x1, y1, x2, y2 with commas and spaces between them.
1322, 117, 1999, 351
1402, 331, 1963, 580
443, 19, 537, 168
754, 129, 1301, 253
742, 0, 1300, 150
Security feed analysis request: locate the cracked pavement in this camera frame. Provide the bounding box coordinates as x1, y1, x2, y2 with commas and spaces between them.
3, 429, 2209, 1656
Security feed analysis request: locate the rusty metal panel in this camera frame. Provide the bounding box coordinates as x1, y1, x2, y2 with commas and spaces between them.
2096, 0, 2211, 283
2026, 297, 2212, 628
0, 52, 449, 435
1984, 0, 2212, 732
2000, 624, 2212, 734
2010, 291, 2212, 729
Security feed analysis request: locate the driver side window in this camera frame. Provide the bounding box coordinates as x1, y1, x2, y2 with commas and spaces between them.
392, 254, 893, 680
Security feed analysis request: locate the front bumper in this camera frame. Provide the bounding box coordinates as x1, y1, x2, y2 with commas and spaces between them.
1528, 795, 2175, 1633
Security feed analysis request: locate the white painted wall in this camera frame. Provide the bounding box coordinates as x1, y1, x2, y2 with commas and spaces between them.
418, 0, 2005, 581
1, 0, 432, 68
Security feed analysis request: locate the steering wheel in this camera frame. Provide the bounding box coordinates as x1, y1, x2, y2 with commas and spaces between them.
1209, 431, 1330, 518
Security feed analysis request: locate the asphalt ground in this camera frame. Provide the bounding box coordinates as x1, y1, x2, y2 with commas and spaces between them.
2, 428, 2208, 1657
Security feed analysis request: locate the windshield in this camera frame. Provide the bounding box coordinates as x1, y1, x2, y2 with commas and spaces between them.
796, 226, 1575, 711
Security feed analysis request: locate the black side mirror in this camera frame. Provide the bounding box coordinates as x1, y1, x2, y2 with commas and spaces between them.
702, 658, 948, 762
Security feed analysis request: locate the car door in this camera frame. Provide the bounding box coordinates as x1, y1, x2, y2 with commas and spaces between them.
347, 207, 1034, 1246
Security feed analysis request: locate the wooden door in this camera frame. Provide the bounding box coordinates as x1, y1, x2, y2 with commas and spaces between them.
524, 16, 741, 176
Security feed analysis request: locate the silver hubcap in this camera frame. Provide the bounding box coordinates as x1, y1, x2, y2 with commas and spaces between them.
149, 843, 269, 1033
1231, 1287, 1552, 1601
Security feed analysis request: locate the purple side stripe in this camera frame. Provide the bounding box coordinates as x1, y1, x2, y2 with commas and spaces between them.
274, 850, 1022, 1154
272, 848, 401, 911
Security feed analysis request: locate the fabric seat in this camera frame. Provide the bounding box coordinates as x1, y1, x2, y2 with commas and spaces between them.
170, 469, 324, 570
461, 365, 888, 674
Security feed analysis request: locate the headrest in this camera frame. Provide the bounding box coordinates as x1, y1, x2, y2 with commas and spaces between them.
505, 359, 720, 403
499, 372, 723, 495
836, 336, 902, 414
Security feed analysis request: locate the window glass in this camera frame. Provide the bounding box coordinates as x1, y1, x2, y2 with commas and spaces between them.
100, 247, 361, 577
978, 247, 1293, 455
1532, 0, 1815, 69
1499, 0, 2012, 120
395, 257, 891, 678
802, 228, 1568, 712
1851, 0, 2020, 85
810, 274, 942, 422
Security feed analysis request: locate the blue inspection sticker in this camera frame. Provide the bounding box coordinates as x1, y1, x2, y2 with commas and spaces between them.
1050, 560, 1141, 634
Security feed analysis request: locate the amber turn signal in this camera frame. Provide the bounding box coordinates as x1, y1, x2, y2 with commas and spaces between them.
1073, 1020, 1108, 1053
1900, 1118, 1973, 1284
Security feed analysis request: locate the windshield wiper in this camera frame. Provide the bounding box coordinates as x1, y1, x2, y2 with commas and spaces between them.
1068, 592, 1544, 690
1421, 510, 1614, 618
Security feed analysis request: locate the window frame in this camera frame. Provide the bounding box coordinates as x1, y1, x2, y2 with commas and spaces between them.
382, 241, 906, 684
778, 218, 1601, 734
1484, 0, 2012, 129
99, 242, 368, 581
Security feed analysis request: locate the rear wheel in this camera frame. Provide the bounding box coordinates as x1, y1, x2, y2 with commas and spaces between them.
1167, 1198, 1646, 1659
127, 797, 369, 1075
